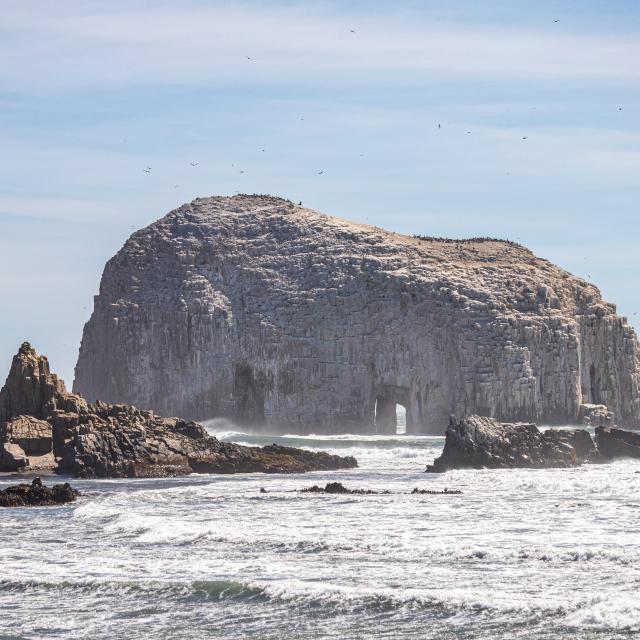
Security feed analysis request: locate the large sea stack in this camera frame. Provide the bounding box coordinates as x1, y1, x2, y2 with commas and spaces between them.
74, 195, 640, 434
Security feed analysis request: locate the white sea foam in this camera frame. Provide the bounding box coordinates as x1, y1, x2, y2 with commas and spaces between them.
2, 430, 639, 639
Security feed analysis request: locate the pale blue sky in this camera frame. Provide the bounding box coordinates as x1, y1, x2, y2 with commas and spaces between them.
1, 0, 639, 385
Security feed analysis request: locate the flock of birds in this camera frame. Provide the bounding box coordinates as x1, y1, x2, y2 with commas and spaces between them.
136, 20, 627, 181
104, 21, 640, 325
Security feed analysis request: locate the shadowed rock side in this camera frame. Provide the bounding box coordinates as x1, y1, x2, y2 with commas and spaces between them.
427, 415, 640, 472
0, 343, 356, 478
74, 195, 640, 434
595, 426, 640, 460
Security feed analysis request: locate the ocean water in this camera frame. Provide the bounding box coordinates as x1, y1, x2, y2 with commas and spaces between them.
1, 429, 639, 639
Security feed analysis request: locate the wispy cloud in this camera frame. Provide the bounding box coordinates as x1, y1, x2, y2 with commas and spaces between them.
2, 2, 640, 89
1, 1, 639, 381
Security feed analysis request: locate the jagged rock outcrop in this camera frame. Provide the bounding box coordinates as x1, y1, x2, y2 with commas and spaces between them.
0, 342, 67, 423
0, 478, 79, 508
426, 415, 581, 472
427, 414, 640, 472
0, 344, 356, 477
74, 195, 640, 434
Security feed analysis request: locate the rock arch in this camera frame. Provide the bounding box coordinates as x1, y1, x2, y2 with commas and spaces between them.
73, 195, 640, 433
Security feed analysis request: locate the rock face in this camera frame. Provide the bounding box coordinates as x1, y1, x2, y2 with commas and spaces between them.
427, 415, 581, 472
74, 195, 640, 434
542, 427, 598, 464
0, 344, 356, 477
0, 478, 79, 508
595, 426, 640, 460
0, 416, 54, 471
578, 403, 615, 427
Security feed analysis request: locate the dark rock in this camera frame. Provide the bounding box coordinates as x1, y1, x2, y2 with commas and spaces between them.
542, 428, 599, 463
427, 415, 583, 472
411, 487, 462, 495
0, 344, 358, 478
301, 482, 384, 495
595, 426, 640, 460
0, 477, 79, 507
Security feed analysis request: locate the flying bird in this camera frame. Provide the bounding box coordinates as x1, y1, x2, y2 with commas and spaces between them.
553, 19, 560, 23
350, 29, 356, 33
143, 167, 151, 173
522, 136, 528, 140
318, 170, 324, 175
190, 161, 199, 167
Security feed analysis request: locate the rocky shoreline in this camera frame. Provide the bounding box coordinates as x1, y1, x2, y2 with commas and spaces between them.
427, 415, 640, 472
0, 343, 357, 478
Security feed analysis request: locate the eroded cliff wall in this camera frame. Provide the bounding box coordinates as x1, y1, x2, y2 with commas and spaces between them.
73, 195, 640, 433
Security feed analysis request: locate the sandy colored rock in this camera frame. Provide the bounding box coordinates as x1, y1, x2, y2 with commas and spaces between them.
0, 415, 56, 470
0, 342, 67, 423
73, 195, 640, 433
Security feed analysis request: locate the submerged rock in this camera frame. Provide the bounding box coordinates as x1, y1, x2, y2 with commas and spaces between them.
411, 487, 462, 495
299, 482, 462, 495
74, 195, 640, 434
0, 344, 357, 478
427, 415, 586, 472
301, 482, 383, 495
0, 477, 79, 508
